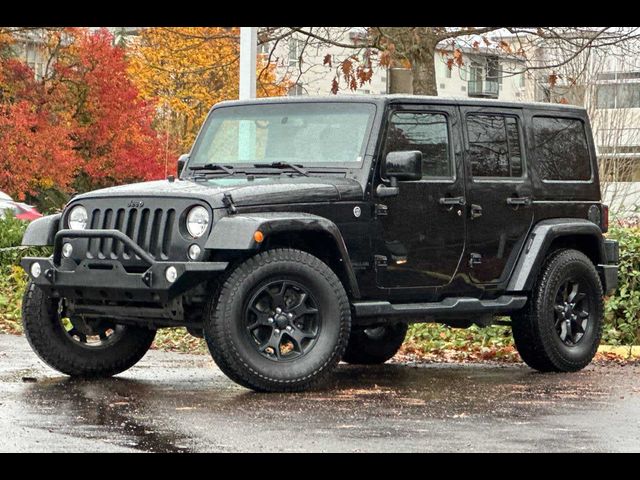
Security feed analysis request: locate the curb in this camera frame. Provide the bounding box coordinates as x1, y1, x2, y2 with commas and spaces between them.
598, 345, 640, 359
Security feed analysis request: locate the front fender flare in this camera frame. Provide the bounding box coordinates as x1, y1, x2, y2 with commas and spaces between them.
21, 213, 61, 246
206, 212, 360, 298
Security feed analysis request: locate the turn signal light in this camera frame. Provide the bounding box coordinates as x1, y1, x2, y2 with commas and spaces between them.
254, 231, 265, 243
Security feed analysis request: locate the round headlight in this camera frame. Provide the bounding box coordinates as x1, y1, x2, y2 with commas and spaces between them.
68, 206, 88, 230
186, 206, 210, 238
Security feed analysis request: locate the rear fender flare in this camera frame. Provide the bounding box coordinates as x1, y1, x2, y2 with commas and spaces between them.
507, 218, 605, 292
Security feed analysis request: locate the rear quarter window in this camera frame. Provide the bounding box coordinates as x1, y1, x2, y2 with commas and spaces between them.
532, 116, 593, 182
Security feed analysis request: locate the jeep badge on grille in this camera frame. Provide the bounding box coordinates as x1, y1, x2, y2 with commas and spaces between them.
127, 200, 144, 208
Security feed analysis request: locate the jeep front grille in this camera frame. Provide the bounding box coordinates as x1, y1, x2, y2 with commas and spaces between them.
87, 207, 176, 261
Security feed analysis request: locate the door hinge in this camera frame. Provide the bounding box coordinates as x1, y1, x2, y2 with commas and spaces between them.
374, 255, 388, 268
469, 252, 482, 268
375, 204, 388, 217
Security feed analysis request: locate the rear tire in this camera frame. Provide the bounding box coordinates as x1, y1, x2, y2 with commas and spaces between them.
22, 281, 156, 378
342, 323, 408, 365
512, 249, 603, 372
203, 249, 351, 392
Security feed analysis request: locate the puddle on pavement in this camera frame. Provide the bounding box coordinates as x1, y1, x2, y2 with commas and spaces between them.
20, 378, 192, 453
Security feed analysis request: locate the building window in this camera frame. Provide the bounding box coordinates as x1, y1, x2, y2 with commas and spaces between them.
384, 112, 453, 179
596, 71, 640, 109
533, 117, 592, 181
288, 38, 304, 67
467, 114, 523, 178
258, 41, 271, 56
19, 41, 45, 80
288, 83, 304, 96
487, 57, 501, 86
445, 62, 452, 79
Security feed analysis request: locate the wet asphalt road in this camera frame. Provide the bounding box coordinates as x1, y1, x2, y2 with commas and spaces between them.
1, 333, 639, 452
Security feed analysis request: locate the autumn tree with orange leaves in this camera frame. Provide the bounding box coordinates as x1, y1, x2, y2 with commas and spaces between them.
0, 28, 165, 207
128, 27, 289, 156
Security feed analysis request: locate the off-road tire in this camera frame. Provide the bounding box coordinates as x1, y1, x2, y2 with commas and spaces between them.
22, 281, 156, 378
342, 323, 408, 365
203, 248, 351, 392
512, 249, 603, 372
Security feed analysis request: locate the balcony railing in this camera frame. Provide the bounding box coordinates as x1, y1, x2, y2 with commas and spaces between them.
468, 79, 500, 98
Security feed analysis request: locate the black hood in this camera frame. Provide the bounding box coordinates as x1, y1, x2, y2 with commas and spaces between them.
72, 176, 364, 209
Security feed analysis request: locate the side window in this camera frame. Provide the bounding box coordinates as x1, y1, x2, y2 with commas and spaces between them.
384, 112, 452, 178
532, 117, 592, 181
467, 114, 524, 178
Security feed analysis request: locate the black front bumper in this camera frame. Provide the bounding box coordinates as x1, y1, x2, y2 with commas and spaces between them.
21, 229, 228, 302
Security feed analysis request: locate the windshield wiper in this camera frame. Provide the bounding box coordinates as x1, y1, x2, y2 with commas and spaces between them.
253, 162, 308, 177
189, 163, 235, 175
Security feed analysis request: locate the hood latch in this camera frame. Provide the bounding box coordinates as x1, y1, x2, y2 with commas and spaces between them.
222, 192, 237, 215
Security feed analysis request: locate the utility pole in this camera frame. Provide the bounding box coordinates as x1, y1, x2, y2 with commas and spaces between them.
239, 27, 257, 100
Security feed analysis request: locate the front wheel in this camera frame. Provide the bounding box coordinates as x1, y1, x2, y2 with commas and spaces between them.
342, 323, 408, 365
203, 249, 351, 392
22, 281, 156, 378
512, 249, 604, 372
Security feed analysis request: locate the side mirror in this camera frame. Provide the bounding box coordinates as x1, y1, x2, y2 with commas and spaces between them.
383, 150, 422, 181
177, 154, 189, 177
377, 150, 422, 197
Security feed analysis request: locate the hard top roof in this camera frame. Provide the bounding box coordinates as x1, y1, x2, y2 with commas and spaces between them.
215, 94, 586, 113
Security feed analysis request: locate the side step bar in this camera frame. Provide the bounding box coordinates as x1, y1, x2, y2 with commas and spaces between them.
352, 295, 528, 319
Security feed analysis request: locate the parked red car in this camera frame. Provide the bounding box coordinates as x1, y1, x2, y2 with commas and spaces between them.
0, 191, 42, 221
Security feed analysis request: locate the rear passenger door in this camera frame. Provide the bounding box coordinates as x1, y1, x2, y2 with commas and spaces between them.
461, 107, 534, 285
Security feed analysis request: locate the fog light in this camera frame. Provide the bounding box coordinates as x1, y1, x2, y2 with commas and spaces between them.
30, 262, 41, 279
188, 244, 201, 260
62, 243, 73, 258
165, 266, 178, 283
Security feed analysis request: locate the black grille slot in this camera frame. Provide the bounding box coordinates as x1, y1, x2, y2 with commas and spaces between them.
148, 209, 163, 258
123, 209, 138, 259
99, 209, 114, 259
88, 209, 101, 258
83, 205, 177, 261
161, 209, 176, 259
113, 209, 125, 258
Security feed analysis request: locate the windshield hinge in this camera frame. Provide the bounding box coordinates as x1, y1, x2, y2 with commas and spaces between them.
222, 193, 237, 215
374, 255, 388, 268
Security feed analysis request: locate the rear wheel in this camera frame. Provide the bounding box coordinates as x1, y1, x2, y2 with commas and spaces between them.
342, 323, 408, 365
512, 249, 603, 372
22, 281, 156, 377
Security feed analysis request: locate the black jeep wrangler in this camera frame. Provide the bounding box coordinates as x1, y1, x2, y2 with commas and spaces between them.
20, 95, 619, 392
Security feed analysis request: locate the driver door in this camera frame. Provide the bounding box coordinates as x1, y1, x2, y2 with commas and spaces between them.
375, 104, 466, 297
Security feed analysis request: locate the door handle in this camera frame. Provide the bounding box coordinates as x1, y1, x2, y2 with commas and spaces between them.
506, 196, 532, 207
438, 196, 466, 206
470, 204, 483, 219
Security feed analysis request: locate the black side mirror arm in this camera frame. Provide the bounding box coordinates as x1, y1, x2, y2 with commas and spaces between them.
376, 177, 399, 198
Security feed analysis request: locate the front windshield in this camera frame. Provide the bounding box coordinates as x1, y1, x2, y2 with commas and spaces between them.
189, 102, 376, 168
